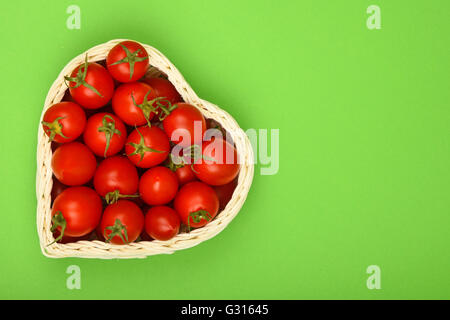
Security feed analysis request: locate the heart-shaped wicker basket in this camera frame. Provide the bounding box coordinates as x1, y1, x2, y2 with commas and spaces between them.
36, 39, 254, 259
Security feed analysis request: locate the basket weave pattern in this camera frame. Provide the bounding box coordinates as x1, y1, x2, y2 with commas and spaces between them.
36, 39, 254, 259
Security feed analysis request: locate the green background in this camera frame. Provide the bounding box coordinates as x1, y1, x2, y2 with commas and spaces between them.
0, 0, 448, 299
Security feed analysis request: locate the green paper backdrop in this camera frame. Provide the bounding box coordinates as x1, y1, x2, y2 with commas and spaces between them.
0, 0, 449, 299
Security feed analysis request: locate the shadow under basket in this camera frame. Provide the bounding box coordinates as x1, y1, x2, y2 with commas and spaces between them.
36, 39, 254, 259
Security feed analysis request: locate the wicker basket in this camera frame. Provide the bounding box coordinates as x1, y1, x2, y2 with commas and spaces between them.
36, 39, 254, 259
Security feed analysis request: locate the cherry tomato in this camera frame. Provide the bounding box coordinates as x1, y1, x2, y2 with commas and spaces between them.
83, 112, 127, 157
139, 166, 179, 205
42, 102, 86, 143
175, 165, 197, 186
174, 181, 219, 230
106, 41, 149, 83
213, 178, 238, 210
163, 103, 206, 147
193, 138, 240, 186
94, 156, 139, 203
52, 142, 97, 186
166, 152, 197, 185
51, 187, 102, 242
112, 82, 159, 126
100, 200, 144, 244
143, 77, 182, 115
65, 57, 114, 109
125, 126, 170, 168
145, 206, 180, 241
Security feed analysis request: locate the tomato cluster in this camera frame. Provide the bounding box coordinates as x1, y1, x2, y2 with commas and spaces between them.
43, 41, 240, 245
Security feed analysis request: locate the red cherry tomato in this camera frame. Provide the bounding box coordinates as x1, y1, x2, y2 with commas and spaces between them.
112, 82, 158, 126
125, 126, 170, 168
94, 156, 139, 203
52, 142, 97, 186
174, 181, 219, 230
145, 206, 180, 241
51, 187, 102, 242
175, 165, 197, 186
163, 103, 206, 147
142, 77, 182, 114
139, 166, 179, 205
65, 57, 114, 109
193, 138, 240, 186
42, 102, 86, 143
106, 41, 149, 83
83, 112, 127, 157
100, 200, 144, 244
213, 178, 238, 210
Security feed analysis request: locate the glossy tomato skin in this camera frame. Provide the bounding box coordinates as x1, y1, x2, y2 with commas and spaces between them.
139, 166, 179, 205
106, 41, 149, 83
52, 187, 102, 237
163, 103, 206, 147
174, 181, 219, 228
193, 138, 240, 186
145, 206, 180, 241
68, 62, 114, 109
143, 77, 182, 107
100, 200, 144, 244
112, 82, 156, 126
213, 178, 238, 210
125, 126, 170, 168
175, 165, 197, 186
83, 112, 127, 157
94, 156, 139, 197
52, 142, 97, 186
42, 102, 86, 143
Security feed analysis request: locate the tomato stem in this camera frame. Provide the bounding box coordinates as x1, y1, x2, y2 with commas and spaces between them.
104, 190, 140, 204
48, 211, 67, 245
42, 116, 70, 142
131, 90, 168, 127
64, 55, 103, 97
109, 44, 149, 80
155, 101, 178, 121
187, 210, 212, 232
97, 114, 122, 157
126, 127, 164, 164
104, 219, 129, 244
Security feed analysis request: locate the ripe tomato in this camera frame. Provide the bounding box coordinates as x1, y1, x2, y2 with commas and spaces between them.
42, 102, 86, 143
145, 206, 180, 241
52, 142, 97, 186
143, 77, 182, 115
213, 178, 238, 210
175, 165, 197, 186
166, 152, 197, 185
125, 126, 170, 168
100, 200, 144, 244
112, 82, 158, 126
106, 41, 149, 83
83, 112, 127, 157
193, 138, 240, 186
162, 103, 206, 147
65, 56, 114, 109
94, 156, 139, 203
139, 166, 179, 205
174, 181, 219, 230
51, 187, 102, 242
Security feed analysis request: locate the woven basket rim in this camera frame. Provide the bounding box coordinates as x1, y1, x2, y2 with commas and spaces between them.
36, 39, 254, 259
